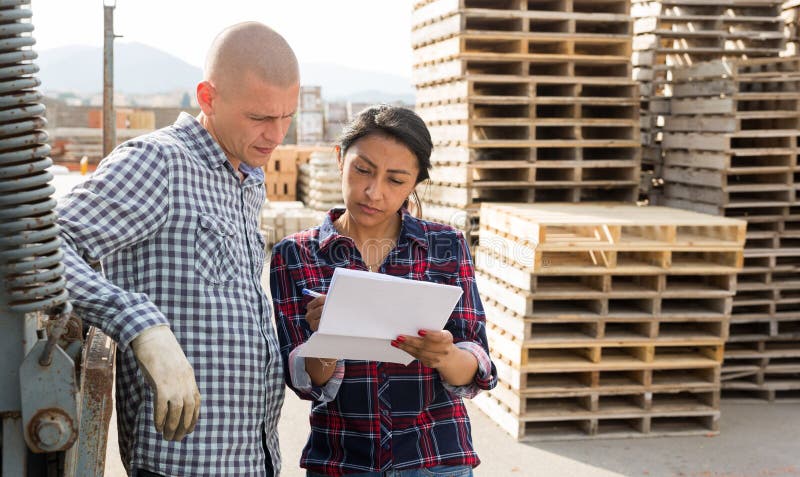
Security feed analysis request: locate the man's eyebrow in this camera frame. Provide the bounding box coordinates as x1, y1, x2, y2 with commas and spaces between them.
248, 110, 296, 119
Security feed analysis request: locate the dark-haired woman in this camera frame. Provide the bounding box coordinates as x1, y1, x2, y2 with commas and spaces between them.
270, 105, 497, 477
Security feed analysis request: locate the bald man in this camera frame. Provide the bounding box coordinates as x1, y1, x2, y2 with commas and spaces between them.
56, 22, 299, 476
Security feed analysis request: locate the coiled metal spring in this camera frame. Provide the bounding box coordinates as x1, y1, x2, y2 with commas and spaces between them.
0, 0, 68, 314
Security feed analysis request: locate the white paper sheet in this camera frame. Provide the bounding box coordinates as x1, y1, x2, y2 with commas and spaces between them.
297, 268, 463, 365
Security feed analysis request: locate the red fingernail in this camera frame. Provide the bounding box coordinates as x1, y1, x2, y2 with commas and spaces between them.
391, 340, 399, 347
396, 336, 406, 343
418, 330, 427, 337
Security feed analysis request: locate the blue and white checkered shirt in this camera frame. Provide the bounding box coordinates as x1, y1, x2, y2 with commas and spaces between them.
56, 113, 284, 476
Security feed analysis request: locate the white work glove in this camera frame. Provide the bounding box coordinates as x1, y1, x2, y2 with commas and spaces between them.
131, 325, 201, 441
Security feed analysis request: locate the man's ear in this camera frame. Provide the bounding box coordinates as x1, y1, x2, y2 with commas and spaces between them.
196, 81, 217, 116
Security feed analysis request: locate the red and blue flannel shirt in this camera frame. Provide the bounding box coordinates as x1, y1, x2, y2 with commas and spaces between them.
270, 208, 497, 476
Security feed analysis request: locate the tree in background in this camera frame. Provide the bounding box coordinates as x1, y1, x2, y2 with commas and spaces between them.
180, 92, 191, 108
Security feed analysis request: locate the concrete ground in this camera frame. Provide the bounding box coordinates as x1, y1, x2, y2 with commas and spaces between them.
48, 172, 795, 477
104, 382, 800, 477
277, 393, 800, 477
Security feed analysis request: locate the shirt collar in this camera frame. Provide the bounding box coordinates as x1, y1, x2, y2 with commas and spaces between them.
318, 208, 429, 252
240, 163, 265, 185
174, 112, 227, 169
173, 112, 265, 186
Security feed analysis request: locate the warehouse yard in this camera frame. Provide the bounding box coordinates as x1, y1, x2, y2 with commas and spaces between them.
98, 382, 800, 476
31, 0, 800, 474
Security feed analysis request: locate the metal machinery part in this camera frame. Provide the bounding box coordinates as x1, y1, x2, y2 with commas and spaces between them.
0, 1, 115, 475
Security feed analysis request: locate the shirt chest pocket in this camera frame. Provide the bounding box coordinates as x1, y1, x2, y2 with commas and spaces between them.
194, 214, 240, 284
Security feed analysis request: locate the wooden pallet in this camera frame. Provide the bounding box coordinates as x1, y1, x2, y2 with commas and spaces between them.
428, 162, 594, 190
421, 105, 641, 129
632, 2, 783, 43
664, 182, 794, 210
413, 8, 632, 49
473, 390, 719, 441
427, 143, 641, 164
414, 30, 632, 65
721, 338, 800, 401
413, 56, 633, 86
663, 167, 793, 193
416, 77, 640, 116
425, 120, 641, 146
670, 56, 800, 82
479, 202, 746, 247
483, 298, 731, 346
423, 182, 640, 207
413, 0, 631, 34
476, 340, 723, 440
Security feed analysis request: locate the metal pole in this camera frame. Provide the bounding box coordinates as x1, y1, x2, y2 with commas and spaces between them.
102, 3, 116, 157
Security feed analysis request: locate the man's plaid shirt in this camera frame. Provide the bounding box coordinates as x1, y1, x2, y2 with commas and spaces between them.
270, 208, 498, 476
56, 113, 283, 476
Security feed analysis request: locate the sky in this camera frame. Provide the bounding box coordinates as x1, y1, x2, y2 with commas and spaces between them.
30, 0, 414, 78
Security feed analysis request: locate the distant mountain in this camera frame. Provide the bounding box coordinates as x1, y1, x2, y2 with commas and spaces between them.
299, 62, 414, 104
37, 43, 202, 95
37, 43, 414, 104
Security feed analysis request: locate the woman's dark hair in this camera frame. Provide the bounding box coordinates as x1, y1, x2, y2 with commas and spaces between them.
338, 104, 433, 216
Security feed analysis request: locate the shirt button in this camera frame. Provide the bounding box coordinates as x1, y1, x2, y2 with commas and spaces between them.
381, 409, 389, 416
382, 442, 390, 450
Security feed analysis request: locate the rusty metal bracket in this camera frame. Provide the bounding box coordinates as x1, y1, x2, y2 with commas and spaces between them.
19, 339, 80, 453
74, 326, 116, 476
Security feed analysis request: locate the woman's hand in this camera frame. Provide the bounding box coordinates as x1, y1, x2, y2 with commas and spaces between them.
392, 329, 457, 369
393, 329, 480, 386
304, 295, 326, 332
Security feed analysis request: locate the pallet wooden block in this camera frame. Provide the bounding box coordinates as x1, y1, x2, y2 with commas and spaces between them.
264, 171, 297, 202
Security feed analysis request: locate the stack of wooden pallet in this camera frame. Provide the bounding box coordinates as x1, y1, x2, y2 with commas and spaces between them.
412, 0, 641, 242
661, 57, 800, 401
260, 201, 326, 247
632, 0, 785, 202
298, 150, 344, 211
51, 127, 152, 166
264, 148, 299, 202
473, 203, 746, 440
